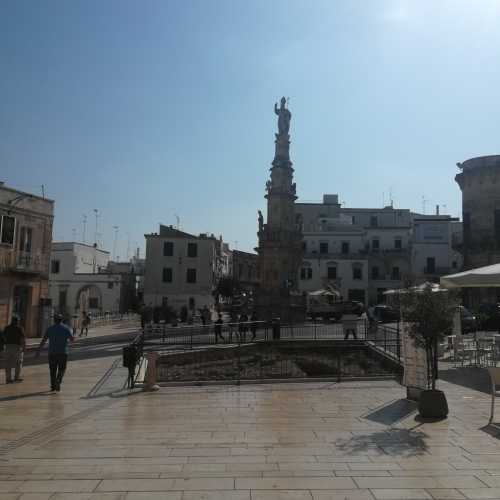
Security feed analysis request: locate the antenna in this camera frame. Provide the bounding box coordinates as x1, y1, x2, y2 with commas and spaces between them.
72, 228, 76, 241
82, 214, 87, 243
382, 192, 385, 207
93, 209, 99, 246
174, 214, 180, 229
389, 187, 394, 207
126, 232, 131, 261
422, 196, 428, 215
41, 185, 45, 198
112, 226, 119, 261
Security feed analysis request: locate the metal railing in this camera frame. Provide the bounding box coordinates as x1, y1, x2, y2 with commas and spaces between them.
144, 320, 370, 345
0, 250, 45, 274
156, 339, 402, 384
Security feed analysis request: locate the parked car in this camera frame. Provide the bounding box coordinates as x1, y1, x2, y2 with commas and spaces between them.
371, 305, 400, 323
478, 303, 500, 331
308, 298, 364, 321
459, 305, 477, 334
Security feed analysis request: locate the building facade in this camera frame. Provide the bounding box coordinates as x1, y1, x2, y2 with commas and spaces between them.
0, 183, 54, 337
49, 242, 124, 318
232, 250, 259, 292
144, 225, 229, 312
296, 194, 460, 305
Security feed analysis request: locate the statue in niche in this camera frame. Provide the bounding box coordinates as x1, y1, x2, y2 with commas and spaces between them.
258, 210, 264, 232
291, 182, 296, 195
266, 180, 272, 193
274, 97, 291, 135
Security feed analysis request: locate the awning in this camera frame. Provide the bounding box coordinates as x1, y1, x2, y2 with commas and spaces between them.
383, 282, 445, 295
440, 263, 500, 288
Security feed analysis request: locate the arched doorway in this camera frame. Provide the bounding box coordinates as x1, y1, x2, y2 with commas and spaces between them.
75, 285, 102, 313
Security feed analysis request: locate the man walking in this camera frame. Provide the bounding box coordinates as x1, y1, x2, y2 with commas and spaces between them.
3, 316, 25, 383
79, 311, 91, 337
36, 314, 74, 392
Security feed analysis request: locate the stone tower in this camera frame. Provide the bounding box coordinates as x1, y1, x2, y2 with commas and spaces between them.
455, 155, 500, 306
455, 155, 500, 270
255, 97, 304, 321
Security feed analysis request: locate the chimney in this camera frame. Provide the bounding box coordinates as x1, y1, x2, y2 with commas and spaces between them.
436, 205, 440, 216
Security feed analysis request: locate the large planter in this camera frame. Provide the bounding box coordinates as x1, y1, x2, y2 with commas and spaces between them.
418, 389, 448, 419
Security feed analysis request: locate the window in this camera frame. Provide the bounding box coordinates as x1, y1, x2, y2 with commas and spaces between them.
371, 266, 379, 280
426, 257, 436, 274
0, 215, 15, 245
319, 242, 328, 254
186, 268, 197, 283
394, 237, 402, 250
452, 261, 457, 269
327, 266, 337, 279
392, 267, 400, 280
353, 266, 362, 280
162, 267, 173, 282
372, 239, 380, 252
58, 290, 67, 309
187, 242, 198, 257
162, 296, 169, 307
18, 227, 32, 253
341, 241, 349, 255
51, 260, 60, 274
163, 241, 174, 256
352, 216, 356, 224
107, 282, 114, 289
370, 216, 378, 227
300, 267, 312, 280
302, 241, 307, 251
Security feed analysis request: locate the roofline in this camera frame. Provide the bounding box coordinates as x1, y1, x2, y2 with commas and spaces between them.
0, 184, 54, 204
52, 242, 110, 254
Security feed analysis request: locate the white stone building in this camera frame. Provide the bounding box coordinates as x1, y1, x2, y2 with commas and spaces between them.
143, 225, 229, 312
295, 194, 461, 305
49, 242, 123, 317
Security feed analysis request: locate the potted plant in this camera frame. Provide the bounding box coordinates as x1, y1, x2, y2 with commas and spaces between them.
400, 284, 457, 419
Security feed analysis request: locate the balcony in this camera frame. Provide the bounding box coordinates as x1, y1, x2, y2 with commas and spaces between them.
0, 250, 45, 275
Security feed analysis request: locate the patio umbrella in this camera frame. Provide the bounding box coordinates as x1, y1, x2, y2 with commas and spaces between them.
440, 263, 500, 288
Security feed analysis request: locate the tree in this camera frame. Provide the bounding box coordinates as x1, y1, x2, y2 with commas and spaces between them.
399, 284, 458, 391
213, 277, 236, 303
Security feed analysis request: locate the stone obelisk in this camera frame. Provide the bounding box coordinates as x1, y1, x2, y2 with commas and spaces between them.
255, 97, 305, 322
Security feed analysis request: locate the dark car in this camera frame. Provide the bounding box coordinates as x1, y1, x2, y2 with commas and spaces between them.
459, 306, 477, 334
371, 305, 400, 323
478, 303, 500, 331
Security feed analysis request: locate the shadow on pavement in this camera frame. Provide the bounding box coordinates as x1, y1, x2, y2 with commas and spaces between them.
363, 398, 418, 425
0, 390, 52, 402
335, 427, 428, 458
439, 365, 490, 395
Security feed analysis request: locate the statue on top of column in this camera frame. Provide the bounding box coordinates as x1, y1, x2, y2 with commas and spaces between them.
274, 97, 291, 135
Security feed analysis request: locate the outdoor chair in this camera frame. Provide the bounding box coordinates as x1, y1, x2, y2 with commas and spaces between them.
455, 336, 478, 367
488, 367, 500, 423
478, 338, 496, 367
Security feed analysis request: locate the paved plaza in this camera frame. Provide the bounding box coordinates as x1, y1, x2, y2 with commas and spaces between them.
1, 345, 500, 499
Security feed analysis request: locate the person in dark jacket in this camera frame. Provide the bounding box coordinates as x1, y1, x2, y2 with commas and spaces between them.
3, 316, 25, 383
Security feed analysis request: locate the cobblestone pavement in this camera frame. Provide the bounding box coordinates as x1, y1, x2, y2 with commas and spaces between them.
1, 347, 500, 499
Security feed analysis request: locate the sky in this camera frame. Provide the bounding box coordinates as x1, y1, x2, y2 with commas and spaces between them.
2, 0, 500, 257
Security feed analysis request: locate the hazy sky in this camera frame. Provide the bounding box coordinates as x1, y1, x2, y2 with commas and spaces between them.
2, 0, 500, 256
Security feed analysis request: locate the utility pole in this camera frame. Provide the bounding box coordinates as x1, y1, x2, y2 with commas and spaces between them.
82, 214, 87, 243
112, 226, 119, 261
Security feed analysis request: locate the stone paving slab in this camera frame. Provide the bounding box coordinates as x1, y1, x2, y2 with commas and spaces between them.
3, 351, 500, 499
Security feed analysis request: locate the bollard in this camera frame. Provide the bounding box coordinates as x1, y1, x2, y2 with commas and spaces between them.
143, 352, 160, 392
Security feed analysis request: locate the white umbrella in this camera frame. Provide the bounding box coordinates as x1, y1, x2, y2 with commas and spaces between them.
441, 263, 500, 288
